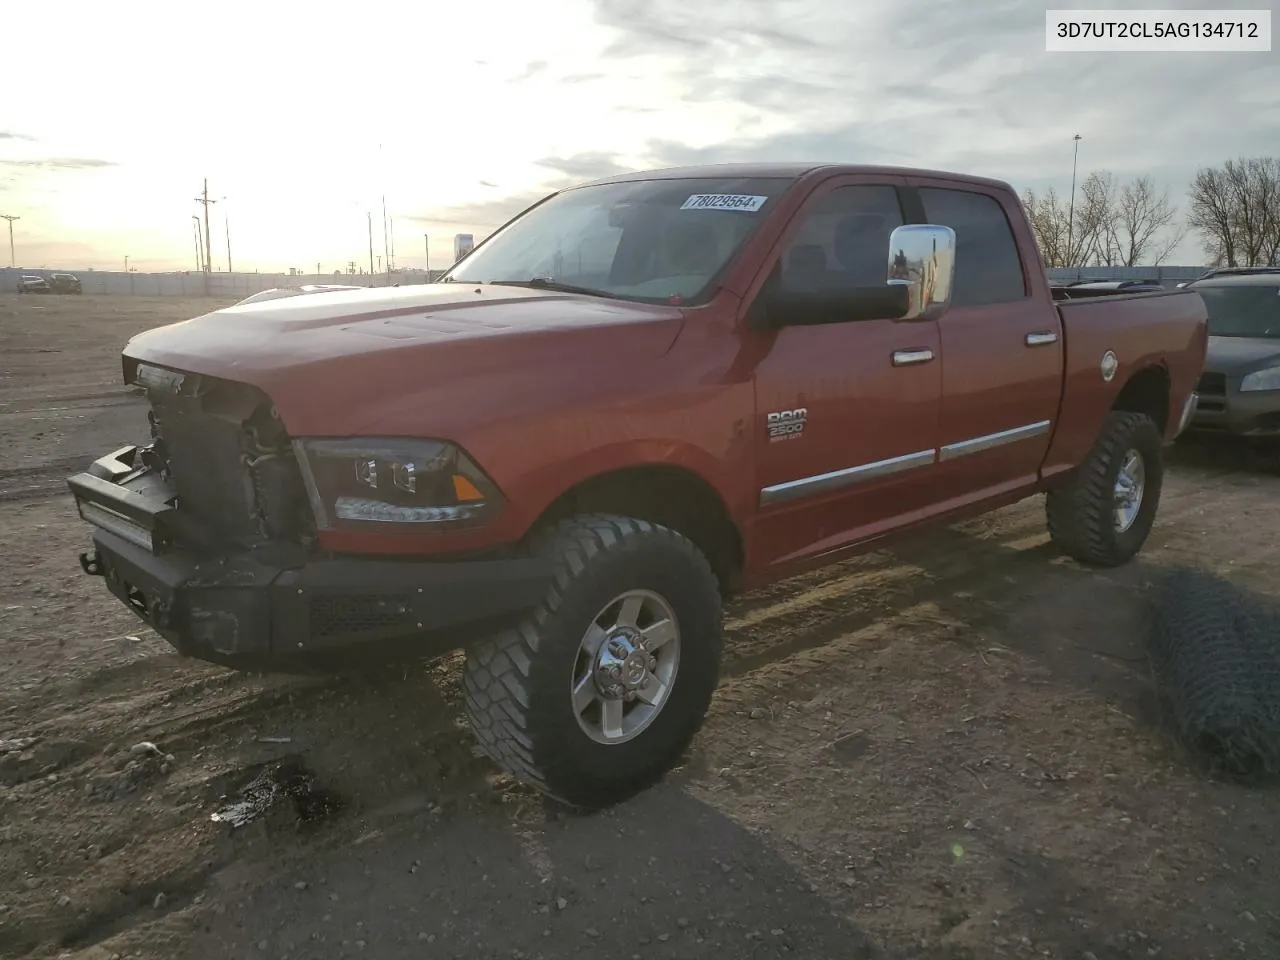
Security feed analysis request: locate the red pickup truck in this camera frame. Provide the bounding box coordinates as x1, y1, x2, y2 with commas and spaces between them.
68, 163, 1207, 807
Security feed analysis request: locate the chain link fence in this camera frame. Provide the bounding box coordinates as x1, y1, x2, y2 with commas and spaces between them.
1146, 567, 1280, 782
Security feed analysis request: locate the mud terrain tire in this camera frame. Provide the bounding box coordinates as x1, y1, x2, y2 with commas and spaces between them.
462, 514, 723, 808
1046, 410, 1164, 567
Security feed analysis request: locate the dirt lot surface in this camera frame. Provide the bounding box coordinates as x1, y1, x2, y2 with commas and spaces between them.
2, 293, 1279, 960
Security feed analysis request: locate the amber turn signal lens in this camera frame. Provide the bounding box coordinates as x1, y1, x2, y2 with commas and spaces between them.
452, 474, 486, 502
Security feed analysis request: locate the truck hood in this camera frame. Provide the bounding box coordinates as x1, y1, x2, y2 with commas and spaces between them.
123, 283, 686, 435
1205, 336, 1280, 376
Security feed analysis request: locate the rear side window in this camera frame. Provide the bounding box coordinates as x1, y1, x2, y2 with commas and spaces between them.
917, 187, 1026, 306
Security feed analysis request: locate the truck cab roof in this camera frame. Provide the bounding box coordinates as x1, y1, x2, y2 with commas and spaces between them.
577, 162, 1016, 193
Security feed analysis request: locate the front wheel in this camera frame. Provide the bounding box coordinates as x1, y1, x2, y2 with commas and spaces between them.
463, 514, 723, 808
1046, 410, 1164, 567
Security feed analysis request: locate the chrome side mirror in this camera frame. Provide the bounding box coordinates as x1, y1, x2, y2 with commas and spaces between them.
885, 224, 956, 321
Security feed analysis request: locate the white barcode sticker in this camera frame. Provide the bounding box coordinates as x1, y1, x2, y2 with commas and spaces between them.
679, 194, 769, 212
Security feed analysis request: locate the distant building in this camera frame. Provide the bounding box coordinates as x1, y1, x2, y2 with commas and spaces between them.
453, 234, 474, 262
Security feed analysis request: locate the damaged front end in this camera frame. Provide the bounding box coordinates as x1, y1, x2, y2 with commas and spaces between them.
70, 363, 317, 564
68, 363, 318, 662
130, 360, 315, 549
67, 362, 552, 671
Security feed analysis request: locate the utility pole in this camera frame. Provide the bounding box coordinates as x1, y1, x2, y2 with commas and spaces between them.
424, 233, 429, 278
192, 176, 217, 295
390, 217, 396, 275
191, 216, 204, 271
195, 179, 215, 271
1066, 134, 1082, 269
367, 211, 375, 277
225, 214, 233, 273
1, 214, 19, 267
381, 194, 390, 279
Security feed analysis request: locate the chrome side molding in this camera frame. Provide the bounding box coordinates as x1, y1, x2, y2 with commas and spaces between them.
938, 420, 1052, 461
759, 419, 1055, 505
759, 449, 935, 506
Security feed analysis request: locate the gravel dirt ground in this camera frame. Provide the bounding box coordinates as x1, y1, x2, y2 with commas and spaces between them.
2, 293, 1279, 960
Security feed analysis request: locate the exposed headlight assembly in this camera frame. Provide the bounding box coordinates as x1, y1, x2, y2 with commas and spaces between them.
1240, 367, 1280, 392
293, 438, 501, 529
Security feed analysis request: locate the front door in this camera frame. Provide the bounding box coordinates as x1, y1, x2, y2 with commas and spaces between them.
749, 177, 943, 571
904, 178, 1064, 504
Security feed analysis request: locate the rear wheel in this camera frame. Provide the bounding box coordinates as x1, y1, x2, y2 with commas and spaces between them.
462, 514, 723, 808
1046, 410, 1164, 567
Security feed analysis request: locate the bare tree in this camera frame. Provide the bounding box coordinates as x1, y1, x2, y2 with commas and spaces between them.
1109, 176, 1187, 266
1073, 171, 1118, 266
1023, 186, 1069, 268
1187, 166, 1236, 266
1188, 157, 1280, 267
1025, 171, 1185, 268
1023, 179, 1109, 269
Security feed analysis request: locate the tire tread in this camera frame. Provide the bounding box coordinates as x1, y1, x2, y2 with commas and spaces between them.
1046, 410, 1162, 567
462, 513, 721, 805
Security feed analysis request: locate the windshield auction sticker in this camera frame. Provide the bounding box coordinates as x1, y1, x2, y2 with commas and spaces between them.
680, 194, 769, 212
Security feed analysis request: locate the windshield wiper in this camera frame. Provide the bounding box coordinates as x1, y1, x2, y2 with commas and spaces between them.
487, 278, 620, 299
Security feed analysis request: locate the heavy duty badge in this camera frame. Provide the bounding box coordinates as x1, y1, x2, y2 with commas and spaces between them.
767, 407, 807, 442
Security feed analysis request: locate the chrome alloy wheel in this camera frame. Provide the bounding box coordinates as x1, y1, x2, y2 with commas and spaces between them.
1113, 448, 1146, 533
571, 589, 681, 745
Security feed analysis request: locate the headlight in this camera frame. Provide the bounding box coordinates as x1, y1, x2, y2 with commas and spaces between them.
293, 438, 501, 529
1240, 367, 1280, 392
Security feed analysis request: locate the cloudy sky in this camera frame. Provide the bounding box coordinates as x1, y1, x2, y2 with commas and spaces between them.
1, 0, 1276, 272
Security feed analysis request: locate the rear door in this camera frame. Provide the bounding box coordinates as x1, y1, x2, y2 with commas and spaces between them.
902, 178, 1063, 503
749, 176, 943, 569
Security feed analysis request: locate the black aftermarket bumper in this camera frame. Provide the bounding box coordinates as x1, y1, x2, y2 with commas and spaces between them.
67, 447, 552, 671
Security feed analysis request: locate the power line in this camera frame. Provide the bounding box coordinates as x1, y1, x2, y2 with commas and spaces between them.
1, 214, 19, 267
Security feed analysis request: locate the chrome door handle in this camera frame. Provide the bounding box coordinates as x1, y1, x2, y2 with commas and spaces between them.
892, 348, 935, 366
1025, 331, 1058, 346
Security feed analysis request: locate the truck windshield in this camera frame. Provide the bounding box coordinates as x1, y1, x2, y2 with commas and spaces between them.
441, 176, 795, 304
1197, 285, 1280, 338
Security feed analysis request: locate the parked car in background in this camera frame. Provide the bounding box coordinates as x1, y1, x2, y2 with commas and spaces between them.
49, 273, 82, 294
17, 275, 50, 294
1186, 272, 1280, 438
1176, 266, 1280, 289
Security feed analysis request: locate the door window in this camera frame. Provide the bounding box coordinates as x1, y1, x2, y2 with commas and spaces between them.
778, 185, 906, 294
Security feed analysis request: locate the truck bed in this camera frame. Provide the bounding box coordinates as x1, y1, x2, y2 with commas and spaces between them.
1043, 289, 1208, 476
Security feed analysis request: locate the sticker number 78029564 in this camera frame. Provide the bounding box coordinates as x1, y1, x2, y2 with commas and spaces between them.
680, 194, 769, 212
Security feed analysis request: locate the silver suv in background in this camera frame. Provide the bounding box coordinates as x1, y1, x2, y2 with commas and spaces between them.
17, 275, 51, 294
1187, 272, 1280, 438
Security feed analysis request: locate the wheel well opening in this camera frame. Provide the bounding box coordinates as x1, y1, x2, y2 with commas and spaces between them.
536, 466, 745, 595
1112, 364, 1170, 435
